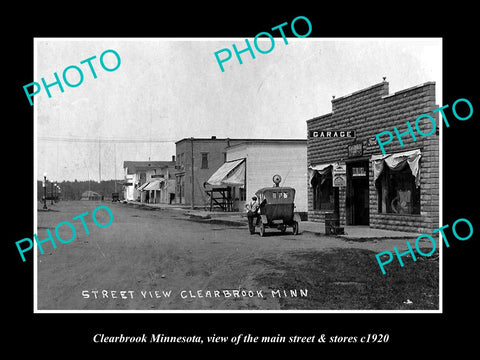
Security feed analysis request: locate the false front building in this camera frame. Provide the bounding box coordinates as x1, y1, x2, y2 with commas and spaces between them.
123, 159, 176, 203
307, 81, 439, 233
206, 139, 307, 214
174, 137, 241, 206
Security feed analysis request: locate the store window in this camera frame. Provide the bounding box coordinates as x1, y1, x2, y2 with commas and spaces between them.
311, 170, 334, 211
201, 153, 209, 169
376, 165, 420, 214
239, 186, 246, 201
139, 172, 146, 185
177, 153, 184, 169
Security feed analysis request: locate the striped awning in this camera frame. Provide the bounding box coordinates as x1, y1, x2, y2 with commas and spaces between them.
207, 159, 245, 186
144, 180, 164, 190
137, 182, 150, 191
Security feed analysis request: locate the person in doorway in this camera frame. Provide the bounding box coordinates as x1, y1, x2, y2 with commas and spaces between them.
245, 196, 260, 235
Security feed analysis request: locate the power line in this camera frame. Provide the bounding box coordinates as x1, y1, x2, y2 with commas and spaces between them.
38, 136, 176, 143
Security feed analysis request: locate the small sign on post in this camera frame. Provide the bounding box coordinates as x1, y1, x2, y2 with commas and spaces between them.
333, 163, 347, 187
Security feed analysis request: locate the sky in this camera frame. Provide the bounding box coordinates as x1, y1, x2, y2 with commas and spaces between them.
35, 38, 442, 182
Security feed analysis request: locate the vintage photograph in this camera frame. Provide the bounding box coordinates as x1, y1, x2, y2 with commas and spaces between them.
34, 38, 442, 312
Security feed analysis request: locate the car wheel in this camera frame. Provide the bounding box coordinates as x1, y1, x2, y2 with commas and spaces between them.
292, 221, 299, 235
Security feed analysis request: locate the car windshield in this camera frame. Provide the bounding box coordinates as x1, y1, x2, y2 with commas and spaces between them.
257, 189, 295, 203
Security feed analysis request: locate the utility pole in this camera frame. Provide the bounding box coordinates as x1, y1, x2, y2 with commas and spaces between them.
98, 138, 102, 184
191, 137, 194, 209
114, 143, 117, 193
43, 173, 48, 210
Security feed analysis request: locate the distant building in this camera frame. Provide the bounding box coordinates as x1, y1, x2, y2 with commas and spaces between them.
206, 139, 307, 213
174, 137, 244, 206
81, 190, 102, 201
123, 159, 176, 203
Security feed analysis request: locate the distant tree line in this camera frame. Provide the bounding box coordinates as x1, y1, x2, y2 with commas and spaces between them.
37, 179, 124, 201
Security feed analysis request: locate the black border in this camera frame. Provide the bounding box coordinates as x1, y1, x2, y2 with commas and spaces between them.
6, 4, 478, 354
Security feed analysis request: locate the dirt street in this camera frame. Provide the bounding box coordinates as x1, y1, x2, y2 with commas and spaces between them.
36, 201, 438, 311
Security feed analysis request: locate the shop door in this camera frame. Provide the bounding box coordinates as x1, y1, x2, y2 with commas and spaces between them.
347, 161, 369, 225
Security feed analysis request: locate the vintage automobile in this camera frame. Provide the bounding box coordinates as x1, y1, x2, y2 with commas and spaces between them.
254, 186, 301, 237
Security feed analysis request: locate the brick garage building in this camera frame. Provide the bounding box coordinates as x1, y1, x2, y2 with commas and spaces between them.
306, 81, 439, 233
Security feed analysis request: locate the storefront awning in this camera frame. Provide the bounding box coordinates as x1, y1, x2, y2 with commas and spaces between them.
371, 149, 422, 187
137, 182, 150, 191
308, 163, 334, 172
222, 161, 245, 186
308, 163, 334, 186
144, 180, 164, 191
207, 159, 245, 186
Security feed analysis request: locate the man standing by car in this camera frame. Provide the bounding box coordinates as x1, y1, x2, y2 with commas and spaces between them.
245, 196, 260, 235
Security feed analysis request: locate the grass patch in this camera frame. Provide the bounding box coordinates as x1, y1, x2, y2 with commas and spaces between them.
254, 248, 439, 310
